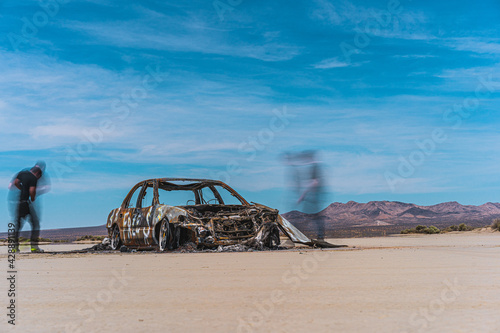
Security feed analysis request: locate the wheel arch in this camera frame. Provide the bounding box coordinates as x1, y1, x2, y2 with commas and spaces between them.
153, 217, 169, 245
151, 205, 189, 245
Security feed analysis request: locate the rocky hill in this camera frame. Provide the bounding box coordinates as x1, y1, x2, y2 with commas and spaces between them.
283, 201, 500, 237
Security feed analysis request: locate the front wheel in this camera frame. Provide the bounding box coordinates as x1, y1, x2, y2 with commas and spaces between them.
110, 225, 122, 250
159, 219, 170, 251
264, 223, 281, 248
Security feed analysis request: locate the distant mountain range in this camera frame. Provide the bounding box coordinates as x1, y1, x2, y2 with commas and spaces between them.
0, 225, 108, 241
283, 201, 500, 237
2, 201, 499, 240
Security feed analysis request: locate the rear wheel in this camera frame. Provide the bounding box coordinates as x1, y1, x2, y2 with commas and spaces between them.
110, 225, 122, 250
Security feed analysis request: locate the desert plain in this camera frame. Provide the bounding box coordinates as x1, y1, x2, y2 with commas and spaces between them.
1, 231, 499, 333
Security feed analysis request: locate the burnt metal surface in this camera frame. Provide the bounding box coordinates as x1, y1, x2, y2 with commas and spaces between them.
106, 178, 341, 250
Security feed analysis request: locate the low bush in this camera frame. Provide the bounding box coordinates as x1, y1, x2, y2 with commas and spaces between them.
76, 235, 106, 241
441, 223, 475, 233
442, 225, 459, 232
401, 225, 441, 234
458, 223, 474, 231
492, 219, 500, 231
427, 226, 441, 234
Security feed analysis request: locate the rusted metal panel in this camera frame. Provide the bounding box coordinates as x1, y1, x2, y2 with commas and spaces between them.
276, 215, 311, 244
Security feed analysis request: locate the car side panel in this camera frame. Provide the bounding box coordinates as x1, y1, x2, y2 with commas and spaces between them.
120, 208, 137, 246
131, 205, 155, 247
151, 205, 191, 245
109, 205, 190, 248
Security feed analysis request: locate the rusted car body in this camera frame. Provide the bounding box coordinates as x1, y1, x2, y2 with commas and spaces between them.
106, 178, 323, 251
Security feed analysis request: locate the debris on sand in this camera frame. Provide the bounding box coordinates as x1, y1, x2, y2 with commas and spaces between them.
82, 238, 113, 251
46, 237, 343, 255
217, 244, 250, 252
172, 242, 283, 253
176, 242, 198, 253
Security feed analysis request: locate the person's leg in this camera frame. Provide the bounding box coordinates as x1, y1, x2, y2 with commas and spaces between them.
308, 198, 324, 240
28, 203, 41, 251
14, 202, 28, 251
318, 218, 325, 240
13, 207, 22, 252
312, 215, 325, 240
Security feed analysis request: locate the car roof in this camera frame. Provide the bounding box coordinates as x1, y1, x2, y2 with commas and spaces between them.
144, 178, 224, 184
126, 178, 249, 206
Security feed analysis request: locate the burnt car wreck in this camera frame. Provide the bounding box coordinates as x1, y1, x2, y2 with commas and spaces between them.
107, 178, 339, 251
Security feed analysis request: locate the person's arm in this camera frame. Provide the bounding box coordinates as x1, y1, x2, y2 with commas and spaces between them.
29, 186, 36, 202
297, 179, 319, 204
36, 176, 51, 195
13, 179, 22, 190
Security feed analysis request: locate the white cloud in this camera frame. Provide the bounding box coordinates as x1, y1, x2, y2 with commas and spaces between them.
31, 123, 91, 140
310, 0, 343, 25
448, 38, 500, 55
392, 54, 437, 59
0, 51, 167, 151
60, 17, 300, 62
312, 0, 433, 41
313, 57, 350, 69
51, 172, 145, 193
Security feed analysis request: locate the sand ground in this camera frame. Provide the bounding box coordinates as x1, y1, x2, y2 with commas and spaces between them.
1, 232, 499, 333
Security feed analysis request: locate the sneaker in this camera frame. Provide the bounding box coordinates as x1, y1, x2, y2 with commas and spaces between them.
31, 247, 44, 253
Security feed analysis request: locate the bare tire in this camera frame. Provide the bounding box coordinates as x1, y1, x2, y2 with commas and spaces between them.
110, 225, 122, 250
159, 219, 170, 252
264, 224, 281, 248
169, 224, 180, 250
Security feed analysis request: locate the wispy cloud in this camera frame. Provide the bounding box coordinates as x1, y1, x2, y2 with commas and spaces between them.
311, 0, 433, 40
52, 172, 145, 193
313, 57, 351, 69
60, 12, 300, 62
446, 37, 500, 55
392, 54, 437, 59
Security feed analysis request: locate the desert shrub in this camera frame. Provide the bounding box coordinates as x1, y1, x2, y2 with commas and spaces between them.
442, 224, 474, 232
426, 226, 441, 234
400, 225, 441, 234
492, 219, 500, 231
458, 223, 474, 231
442, 225, 459, 232
415, 225, 426, 232
76, 235, 105, 241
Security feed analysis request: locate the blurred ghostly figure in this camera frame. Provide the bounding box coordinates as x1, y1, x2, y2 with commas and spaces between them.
282, 152, 301, 211
8, 161, 50, 252
283, 151, 326, 240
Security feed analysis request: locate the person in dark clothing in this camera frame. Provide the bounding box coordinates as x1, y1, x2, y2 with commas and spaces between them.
11, 166, 43, 253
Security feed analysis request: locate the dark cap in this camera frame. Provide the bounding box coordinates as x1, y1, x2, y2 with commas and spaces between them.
35, 160, 46, 172
31, 166, 43, 177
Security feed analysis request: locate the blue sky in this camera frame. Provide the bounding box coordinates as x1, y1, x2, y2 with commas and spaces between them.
1, 0, 500, 231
